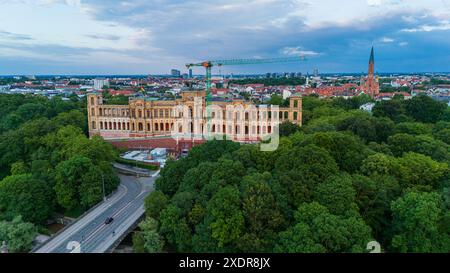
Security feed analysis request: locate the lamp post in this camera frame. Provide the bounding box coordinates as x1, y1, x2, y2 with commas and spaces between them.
102, 174, 106, 202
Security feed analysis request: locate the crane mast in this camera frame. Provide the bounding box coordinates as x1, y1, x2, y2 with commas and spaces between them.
186, 56, 307, 103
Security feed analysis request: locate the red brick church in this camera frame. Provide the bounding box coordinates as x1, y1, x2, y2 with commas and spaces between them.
360, 46, 380, 98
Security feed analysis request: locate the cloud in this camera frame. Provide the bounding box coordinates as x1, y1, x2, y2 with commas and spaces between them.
0, 0, 449, 74
401, 20, 450, 32
0, 30, 33, 41
281, 47, 320, 56
380, 37, 395, 43
84, 34, 121, 41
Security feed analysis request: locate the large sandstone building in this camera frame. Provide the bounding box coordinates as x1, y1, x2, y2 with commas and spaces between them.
87, 90, 302, 141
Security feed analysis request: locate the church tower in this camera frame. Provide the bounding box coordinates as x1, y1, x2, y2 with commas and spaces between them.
364, 46, 379, 98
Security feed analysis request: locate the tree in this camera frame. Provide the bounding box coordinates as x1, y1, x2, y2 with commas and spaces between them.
238, 172, 284, 251
159, 205, 192, 252
274, 144, 339, 207
54, 156, 92, 210
393, 152, 448, 189
274, 202, 372, 253
405, 94, 447, 123
135, 217, 165, 253
0, 216, 37, 253
267, 94, 285, 106
337, 114, 394, 143
314, 174, 359, 217
387, 133, 450, 162
394, 122, 432, 136
54, 156, 119, 211
361, 153, 394, 176
433, 128, 450, 145
0, 174, 54, 224
278, 121, 301, 137
10, 162, 28, 175
390, 191, 449, 252
352, 174, 400, 243
373, 99, 407, 122
206, 186, 245, 249
52, 110, 87, 133
303, 132, 371, 173
145, 191, 169, 219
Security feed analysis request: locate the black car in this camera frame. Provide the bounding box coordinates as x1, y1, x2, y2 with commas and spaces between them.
104, 217, 114, 225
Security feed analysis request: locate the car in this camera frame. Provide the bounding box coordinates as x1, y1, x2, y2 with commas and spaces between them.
104, 217, 114, 225
181, 149, 189, 158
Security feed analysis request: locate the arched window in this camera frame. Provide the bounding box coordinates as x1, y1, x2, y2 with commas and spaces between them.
155, 123, 159, 131
91, 108, 95, 116
92, 121, 96, 129
100, 122, 103, 130
139, 123, 143, 131
91, 97, 95, 105
294, 100, 298, 108
294, 112, 298, 121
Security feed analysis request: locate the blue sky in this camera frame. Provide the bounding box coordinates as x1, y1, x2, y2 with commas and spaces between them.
0, 0, 449, 75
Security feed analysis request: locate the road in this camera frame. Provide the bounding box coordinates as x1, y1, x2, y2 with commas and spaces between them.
34, 170, 158, 253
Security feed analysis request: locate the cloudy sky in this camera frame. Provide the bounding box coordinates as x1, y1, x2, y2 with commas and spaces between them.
0, 0, 449, 75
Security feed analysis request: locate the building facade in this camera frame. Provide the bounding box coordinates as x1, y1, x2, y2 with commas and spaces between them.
87, 91, 302, 141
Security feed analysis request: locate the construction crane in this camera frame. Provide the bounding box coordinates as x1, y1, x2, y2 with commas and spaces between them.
186, 56, 307, 101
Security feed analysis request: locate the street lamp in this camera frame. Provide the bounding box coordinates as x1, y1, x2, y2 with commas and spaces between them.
102, 174, 106, 202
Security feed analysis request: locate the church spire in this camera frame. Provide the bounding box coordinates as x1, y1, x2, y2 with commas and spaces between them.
369, 46, 374, 64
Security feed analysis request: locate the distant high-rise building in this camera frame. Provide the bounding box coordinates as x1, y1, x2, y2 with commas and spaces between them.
189, 69, 193, 78
93, 78, 109, 90
171, 69, 181, 77
361, 46, 380, 98
266, 73, 271, 78
313, 68, 319, 77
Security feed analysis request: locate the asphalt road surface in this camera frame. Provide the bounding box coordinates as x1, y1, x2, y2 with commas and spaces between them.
34, 172, 158, 253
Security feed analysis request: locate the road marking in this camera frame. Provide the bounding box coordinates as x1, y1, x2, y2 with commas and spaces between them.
35, 183, 129, 253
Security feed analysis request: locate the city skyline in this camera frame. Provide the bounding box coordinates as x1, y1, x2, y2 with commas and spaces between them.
0, 0, 449, 75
